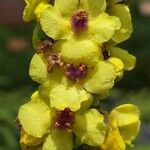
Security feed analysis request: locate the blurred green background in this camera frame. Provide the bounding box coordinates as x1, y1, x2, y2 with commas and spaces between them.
0, 0, 150, 150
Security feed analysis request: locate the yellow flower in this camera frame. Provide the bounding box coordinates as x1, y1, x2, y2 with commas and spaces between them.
29, 51, 116, 110
100, 104, 141, 150
23, 0, 49, 22
101, 41, 136, 80
40, 0, 121, 44
107, 3, 133, 43
18, 92, 107, 150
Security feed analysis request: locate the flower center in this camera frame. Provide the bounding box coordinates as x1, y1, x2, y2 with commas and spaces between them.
37, 39, 53, 54
54, 108, 74, 129
65, 64, 88, 82
71, 10, 89, 32
47, 53, 63, 72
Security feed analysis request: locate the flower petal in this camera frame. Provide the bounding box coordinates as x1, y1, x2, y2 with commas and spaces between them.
100, 125, 126, 150
23, 0, 48, 22
73, 109, 106, 146
43, 129, 73, 150
108, 57, 124, 80
88, 12, 121, 44
50, 84, 93, 111
38, 69, 64, 99
29, 54, 48, 84
20, 128, 43, 150
84, 61, 116, 94
107, 4, 133, 43
54, 39, 102, 67
109, 104, 140, 146
54, 0, 78, 17
80, 0, 106, 18
109, 104, 140, 128
119, 121, 140, 146
108, 47, 136, 70
18, 92, 52, 138
40, 6, 70, 40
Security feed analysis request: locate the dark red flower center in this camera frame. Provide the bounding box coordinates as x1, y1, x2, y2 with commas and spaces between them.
54, 108, 74, 129
65, 64, 88, 82
71, 10, 89, 32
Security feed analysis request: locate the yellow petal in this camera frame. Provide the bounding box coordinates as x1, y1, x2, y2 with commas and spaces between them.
84, 61, 116, 94
43, 129, 73, 150
50, 84, 93, 111
29, 54, 48, 84
54, 0, 78, 18
23, 0, 48, 22
109, 104, 140, 128
108, 57, 124, 73
108, 47, 136, 70
80, 0, 106, 18
18, 92, 52, 138
109, 104, 141, 146
40, 6, 70, 40
34, 2, 49, 20
55, 39, 101, 67
73, 109, 106, 146
108, 57, 124, 80
38, 68, 64, 100
88, 12, 121, 44
119, 121, 141, 146
20, 128, 43, 150
100, 125, 126, 150
107, 4, 133, 43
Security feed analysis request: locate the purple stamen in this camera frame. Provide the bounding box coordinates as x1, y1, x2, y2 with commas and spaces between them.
54, 108, 74, 129
71, 10, 89, 33
65, 64, 88, 82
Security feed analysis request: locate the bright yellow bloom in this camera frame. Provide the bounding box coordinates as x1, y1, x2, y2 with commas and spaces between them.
100, 122, 126, 150
100, 104, 140, 150
108, 46, 136, 71
23, 0, 49, 22
18, 92, 107, 149
102, 41, 136, 80
107, 3, 133, 43
108, 57, 124, 80
40, 0, 121, 44
29, 51, 116, 110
